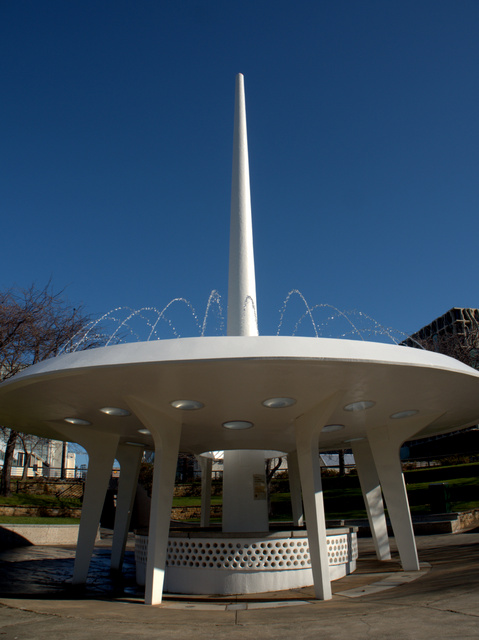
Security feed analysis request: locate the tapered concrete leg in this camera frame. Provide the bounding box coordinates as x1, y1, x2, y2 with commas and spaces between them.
146, 429, 180, 604
127, 397, 181, 605
287, 451, 304, 526
72, 432, 120, 583
222, 449, 269, 532
352, 439, 391, 561
295, 432, 331, 600
294, 394, 341, 600
198, 456, 213, 528
365, 413, 444, 571
111, 443, 144, 571
367, 425, 419, 571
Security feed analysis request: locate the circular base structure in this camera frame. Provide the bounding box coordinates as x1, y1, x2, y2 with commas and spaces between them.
135, 529, 358, 595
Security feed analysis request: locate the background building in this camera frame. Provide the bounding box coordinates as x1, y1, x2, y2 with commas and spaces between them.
403, 307, 479, 368
402, 308, 479, 461
0, 438, 76, 478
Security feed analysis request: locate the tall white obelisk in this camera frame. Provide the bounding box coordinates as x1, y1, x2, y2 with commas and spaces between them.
227, 73, 259, 337
223, 74, 269, 533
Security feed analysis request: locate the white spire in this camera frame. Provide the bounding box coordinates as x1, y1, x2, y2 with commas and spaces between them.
227, 73, 258, 337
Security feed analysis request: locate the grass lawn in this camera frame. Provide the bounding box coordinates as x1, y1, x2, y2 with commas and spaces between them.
0, 493, 81, 509
1, 463, 477, 524
172, 496, 222, 507
404, 475, 479, 514
0, 516, 81, 525
219, 466, 479, 521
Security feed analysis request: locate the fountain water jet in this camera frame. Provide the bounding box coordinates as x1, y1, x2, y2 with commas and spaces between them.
60, 292, 226, 354
62, 292, 415, 351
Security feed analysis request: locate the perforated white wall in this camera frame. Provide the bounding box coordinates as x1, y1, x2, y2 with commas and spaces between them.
135, 533, 358, 572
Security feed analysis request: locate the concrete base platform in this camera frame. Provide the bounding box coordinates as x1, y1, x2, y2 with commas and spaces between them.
1, 531, 479, 639
0, 524, 98, 547
328, 509, 479, 536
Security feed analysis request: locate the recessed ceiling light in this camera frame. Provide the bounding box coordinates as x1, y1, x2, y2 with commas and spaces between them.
138, 429, 151, 435
170, 399, 204, 410
390, 410, 418, 419
64, 417, 91, 426
262, 397, 296, 408
222, 420, 254, 430
322, 424, 345, 433
100, 407, 131, 417
343, 437, 366, 443
344, 401, 375, 412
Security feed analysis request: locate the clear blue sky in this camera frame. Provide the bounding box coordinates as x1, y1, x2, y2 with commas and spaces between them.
2, 1, 479, 343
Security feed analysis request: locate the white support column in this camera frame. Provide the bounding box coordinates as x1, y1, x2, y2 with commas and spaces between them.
366, 413, 443, 572
111, 443, 144, 571
294, 393, 342, 600
287, 450, 304, 526
222, 449, 269, 532
72, 431, 120, 584
146, 427, 180, 605
127, 397, 181, 605
367, 426, 418, 571
295, 429, 330, 600
351, 438, 391, 561
198, 456, 213, 528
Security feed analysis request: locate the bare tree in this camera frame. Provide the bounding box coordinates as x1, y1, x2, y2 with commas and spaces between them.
10, 433, 49, 481
0, 427, 17, 492
0, 283, 103, 495
265, 456, 283, 517
337, 449, 346, 477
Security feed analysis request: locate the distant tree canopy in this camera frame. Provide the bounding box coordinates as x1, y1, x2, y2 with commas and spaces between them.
0, 283, 102, 495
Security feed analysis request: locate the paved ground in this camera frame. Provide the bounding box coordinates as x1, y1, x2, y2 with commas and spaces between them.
0, 530, 478, 639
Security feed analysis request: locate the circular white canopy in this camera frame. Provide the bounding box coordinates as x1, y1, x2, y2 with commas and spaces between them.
1, 335, 479, 454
